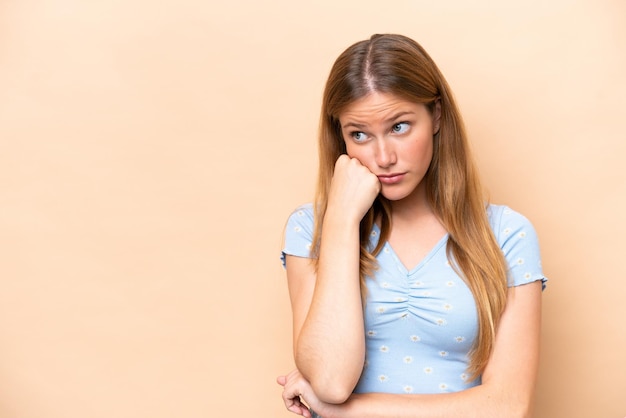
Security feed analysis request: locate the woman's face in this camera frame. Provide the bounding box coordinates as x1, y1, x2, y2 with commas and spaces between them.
338, 91, 440, 204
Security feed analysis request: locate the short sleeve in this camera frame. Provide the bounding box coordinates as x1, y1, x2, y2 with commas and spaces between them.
281, 203, 316, 269
489, 205, 548, 290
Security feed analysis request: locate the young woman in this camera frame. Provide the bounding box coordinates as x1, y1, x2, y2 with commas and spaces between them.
277, 34, 547, 418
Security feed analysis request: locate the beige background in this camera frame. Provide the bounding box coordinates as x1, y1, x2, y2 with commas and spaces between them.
0, 0, 624, 417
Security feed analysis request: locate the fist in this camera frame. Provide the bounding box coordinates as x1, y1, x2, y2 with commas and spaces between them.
328, 155, 380, 222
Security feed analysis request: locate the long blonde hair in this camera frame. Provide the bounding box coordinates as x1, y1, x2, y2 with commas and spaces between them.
311, 34, 508, 380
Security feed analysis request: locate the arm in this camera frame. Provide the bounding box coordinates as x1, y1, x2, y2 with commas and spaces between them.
283, 280, 542, 418
286, 155, 380, 404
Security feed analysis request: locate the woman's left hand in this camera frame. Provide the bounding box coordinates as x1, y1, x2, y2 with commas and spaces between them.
277, 369, 339, 417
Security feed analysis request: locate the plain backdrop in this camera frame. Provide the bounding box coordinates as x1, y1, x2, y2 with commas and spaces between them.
1, 0, 625, 417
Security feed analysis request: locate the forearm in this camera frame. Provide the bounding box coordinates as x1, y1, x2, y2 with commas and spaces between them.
324, 383, 534, 418
295, 213, 365, 403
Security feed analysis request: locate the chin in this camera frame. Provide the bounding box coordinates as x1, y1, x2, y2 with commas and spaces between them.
380, 190, 412, 202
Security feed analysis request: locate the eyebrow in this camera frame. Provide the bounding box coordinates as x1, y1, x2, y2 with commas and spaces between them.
341, 111, 415, 130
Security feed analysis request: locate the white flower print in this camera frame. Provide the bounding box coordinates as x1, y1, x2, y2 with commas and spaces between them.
376, 306, 386, 314
403, 356, 413, 364
503, 227, 512, 235
395, 297, 407, 302
455, 336, 465, 343
414, 280, 424, 287
384, 247, 390, 253
460, 373, 468, 381
439, 383, 448, 390
367, 330, 377, 337
446, 281, 455, 287
297, 210, 304, 216
519, 231, 527, 238
378, 375, 388, 382
403, 385, 413, 393
380, 345, 389, 353
524, 272, 532, 280
294, 226, 302, 232
517, 258, 525, 265
371, 230, 378, 237
410, 335, 421, 342
439, 351, 448, 357
435, 318, 447, 326
443, 303, 452, 311
381, 282, 390, 288
305, 242, 312, 250
504, 209, 512, 215
421, 291, 432, 297
424, 367, 433, 374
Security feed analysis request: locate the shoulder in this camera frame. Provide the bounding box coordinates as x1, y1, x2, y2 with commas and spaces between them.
285, 203, 315, 228
487, 204, 547, 288
281, 203, 316, 267
487, 204, 537, 243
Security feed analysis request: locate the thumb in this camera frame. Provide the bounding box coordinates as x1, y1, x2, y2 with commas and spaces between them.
276, 375, 287, 386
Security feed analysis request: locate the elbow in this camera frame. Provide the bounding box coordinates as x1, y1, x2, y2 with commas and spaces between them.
514, 400, 534, 418
310, 379, 354, 404
500, 391, 535, 418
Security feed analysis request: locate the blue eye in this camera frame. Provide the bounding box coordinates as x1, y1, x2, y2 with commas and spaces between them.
351, 131, 368, 142
392, 122, 409, 134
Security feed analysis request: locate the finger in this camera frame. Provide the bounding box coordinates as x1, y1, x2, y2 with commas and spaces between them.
276, 375, 287, 386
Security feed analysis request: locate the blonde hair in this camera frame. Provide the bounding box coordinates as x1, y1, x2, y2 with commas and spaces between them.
311, 34, 508, 380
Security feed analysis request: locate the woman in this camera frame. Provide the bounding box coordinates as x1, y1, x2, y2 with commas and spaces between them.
278, 34, 547, 418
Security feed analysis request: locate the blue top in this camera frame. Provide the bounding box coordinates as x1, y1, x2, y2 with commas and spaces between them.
281, 203, 547, 395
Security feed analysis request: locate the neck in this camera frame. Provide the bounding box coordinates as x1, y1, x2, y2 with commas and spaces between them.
389, 184, 432, 224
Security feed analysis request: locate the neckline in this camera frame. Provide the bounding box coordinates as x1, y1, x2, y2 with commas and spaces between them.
372, 223, 449, 275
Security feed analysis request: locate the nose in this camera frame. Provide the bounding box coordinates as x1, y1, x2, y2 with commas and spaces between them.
375, 139, 397, 168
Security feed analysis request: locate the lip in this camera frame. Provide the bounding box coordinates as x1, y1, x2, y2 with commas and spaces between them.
377, 173, 406, 185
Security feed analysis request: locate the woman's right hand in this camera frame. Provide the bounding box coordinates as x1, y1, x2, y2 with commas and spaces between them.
327, 154, 380, 223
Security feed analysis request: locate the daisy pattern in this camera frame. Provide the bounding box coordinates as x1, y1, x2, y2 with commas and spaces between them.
403, 385, 413, 393
460, 373, 468, 381
305, 242, 312, 250
504, 208, 512, 215
524, 272, 532, 280
371, 230, 378, 237
517, 258, 525, 265
519, 231, 527, 238
443, 303, 452, 311
380, 345, 389, 353
367, 330, 377, 337
297, 210, 304, 216
503, 227, 512, 235
395, 297, 407, 302
414, 280, 424, 287
421, 291, 432, 297
410, 335, 421, 342
435, 318, 447, 326
384, 247, 390, 254
381, 282, 390, 288
378, 375, 389, 382
403, 356, 413, 364
455, 336, 465, 343
294, 226, 302, 232
424, 367, 433, 374
376, 306, 386, 314
446, 281, 455, 287
439, 383, 449, 390
439, 351, 448, 357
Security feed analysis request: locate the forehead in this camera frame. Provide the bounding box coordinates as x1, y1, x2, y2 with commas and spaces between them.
339, 92, 424, 122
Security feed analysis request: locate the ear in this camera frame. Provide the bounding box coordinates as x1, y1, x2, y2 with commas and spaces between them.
432, 98, 442, 135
